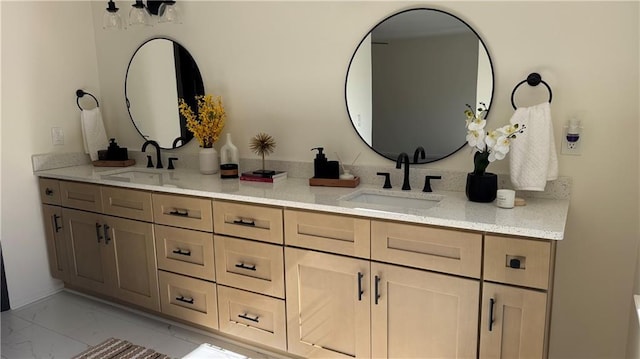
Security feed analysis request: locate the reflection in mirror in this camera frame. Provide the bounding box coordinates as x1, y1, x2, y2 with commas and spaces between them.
125, 38, 204, 149
346, 8, 494, 162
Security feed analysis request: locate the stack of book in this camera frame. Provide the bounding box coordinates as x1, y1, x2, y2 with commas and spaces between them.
239, 170, 287, 183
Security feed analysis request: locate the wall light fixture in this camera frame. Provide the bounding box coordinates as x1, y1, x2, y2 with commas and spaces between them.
103, 0, 181, 30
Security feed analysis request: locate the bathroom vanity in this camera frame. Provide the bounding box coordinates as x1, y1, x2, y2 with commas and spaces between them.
35, 163, 568, 359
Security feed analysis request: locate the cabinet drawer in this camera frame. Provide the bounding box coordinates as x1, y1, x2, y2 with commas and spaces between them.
101, 186, 152, 222
213, 201, 283, 244
153, 194, 212, 232
158, 270, 218, 330
484, 235, 551, 290
371, 221, 482, 278
155, 225, 215, 281
214, 235, 284, 298
60, 181, 102, 212
284, 209, 370, 258
217, 285, 286, 351
39, 178, 61, 205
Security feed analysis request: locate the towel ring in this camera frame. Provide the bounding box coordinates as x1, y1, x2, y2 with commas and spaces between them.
76, 89, 99, 110
510, 73, 553, 110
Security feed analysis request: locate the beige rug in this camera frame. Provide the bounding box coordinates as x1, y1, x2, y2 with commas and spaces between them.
72, 337, 172, 359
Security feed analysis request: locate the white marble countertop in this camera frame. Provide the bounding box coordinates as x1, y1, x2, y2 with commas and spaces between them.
34, 165, 569, 240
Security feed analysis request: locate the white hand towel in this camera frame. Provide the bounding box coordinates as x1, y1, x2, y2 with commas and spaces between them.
509, 102, 558, 191
80, 107, 109, 161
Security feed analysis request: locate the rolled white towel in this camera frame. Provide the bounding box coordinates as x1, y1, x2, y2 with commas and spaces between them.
80, 107, 109, 161
509, 102, 558, 191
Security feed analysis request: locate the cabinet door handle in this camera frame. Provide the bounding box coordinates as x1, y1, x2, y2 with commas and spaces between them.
238, 313, 260, 323
172, 248, 191, 256
95, 223, 103, 243
176, 296, 194, 304
374, 275, 381, 305
489, 298, 495, 332
235, 262, 256, 271
45, 188, 54, 196
103, 224, 111, 244
169, 209, 189, 217
357, 272, 364, 301
52, 214, 62, 232
233, 218, 255, 227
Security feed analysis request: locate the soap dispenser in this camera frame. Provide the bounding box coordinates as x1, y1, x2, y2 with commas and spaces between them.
311, 147, 328, 178
220, 133, 239, 178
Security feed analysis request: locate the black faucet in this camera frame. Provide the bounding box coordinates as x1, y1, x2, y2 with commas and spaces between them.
396, 152, 411, 190
141, 140, 163, 169
413, 146, 426, 164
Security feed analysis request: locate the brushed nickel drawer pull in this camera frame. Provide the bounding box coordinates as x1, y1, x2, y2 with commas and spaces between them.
176, 295, 194, 304
238, 313, 260, 323
169, 209, 189, 217
172, 248, 191, 256
235, 262, 256, 271
233, 218, 255, 227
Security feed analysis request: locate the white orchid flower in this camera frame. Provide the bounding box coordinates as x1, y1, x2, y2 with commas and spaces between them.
467, 117, 486, 131
484, 130, 500, 149
497, 124, 519, 136
488, 136, 511, 162
466, 130, 486, 150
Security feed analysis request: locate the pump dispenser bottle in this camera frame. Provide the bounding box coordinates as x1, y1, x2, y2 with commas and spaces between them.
311, 147, 328, 178
220, 134, 239, 178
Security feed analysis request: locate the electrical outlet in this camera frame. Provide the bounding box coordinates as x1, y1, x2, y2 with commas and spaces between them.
561, 129, 581, 155
51, 127, 64, 145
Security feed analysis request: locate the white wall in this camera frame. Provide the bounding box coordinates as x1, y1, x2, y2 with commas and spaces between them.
1, 1, 100, 307
1, 1, 638, 358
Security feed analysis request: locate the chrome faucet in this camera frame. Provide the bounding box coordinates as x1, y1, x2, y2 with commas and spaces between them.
396, 152, 411, 190
141, 140, 163, 169
413, 146, 426, 164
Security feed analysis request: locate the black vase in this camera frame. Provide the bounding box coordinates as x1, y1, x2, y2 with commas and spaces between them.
466, 172, 498, 202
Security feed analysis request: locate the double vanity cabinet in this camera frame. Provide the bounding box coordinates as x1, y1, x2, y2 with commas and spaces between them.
37, 176, 559, 358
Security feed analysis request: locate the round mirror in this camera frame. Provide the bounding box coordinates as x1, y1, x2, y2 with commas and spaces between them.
125, 38, 204, 149
345, 8, 494, 162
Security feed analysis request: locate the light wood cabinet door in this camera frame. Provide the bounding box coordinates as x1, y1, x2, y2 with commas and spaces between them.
213, 200, 283, 244
39, 178, 61, 205
215, 235, 284, 298
217, 285, 287, 351
285, 247, 371, 358
371, 220, 482, 278
60, 181, 103, 212
153, 193, 213, 232
155, 225, 215, 281
479, 282, 547, 359
101, 186, 153, 222
104, 216, 159, 311
371, 262, 480, 359
42, 205, 68, 281
158, 270, 218, 330
284, 209, 370, 258
64, 208, 112, 295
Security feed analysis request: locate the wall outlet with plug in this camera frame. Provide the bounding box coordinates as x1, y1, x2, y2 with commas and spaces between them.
561, 118, 581, 155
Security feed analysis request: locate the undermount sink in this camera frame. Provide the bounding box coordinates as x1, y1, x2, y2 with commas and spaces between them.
101, 169, 164, 185
339, 189, 443, 212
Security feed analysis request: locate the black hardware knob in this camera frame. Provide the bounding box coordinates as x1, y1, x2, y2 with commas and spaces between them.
45, 188, 54, 196
422, 175, 442, 192
509, 258, 521, 269
168, 157, 178, 170
146, 155, 154, 168
376, 172, 392, 189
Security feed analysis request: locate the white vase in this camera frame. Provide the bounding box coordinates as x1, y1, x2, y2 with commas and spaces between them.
199, 147, 219, 175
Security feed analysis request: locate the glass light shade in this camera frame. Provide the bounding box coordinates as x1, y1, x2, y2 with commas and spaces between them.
129, 5, 152, 27
158, 2, 181, 24
103, 11, 124, 30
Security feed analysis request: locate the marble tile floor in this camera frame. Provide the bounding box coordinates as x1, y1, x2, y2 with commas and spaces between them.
1, 290, 284, 359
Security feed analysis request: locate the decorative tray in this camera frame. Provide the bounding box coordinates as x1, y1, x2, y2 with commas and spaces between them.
308, 177, 360, 188
92, 159, 136, 167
